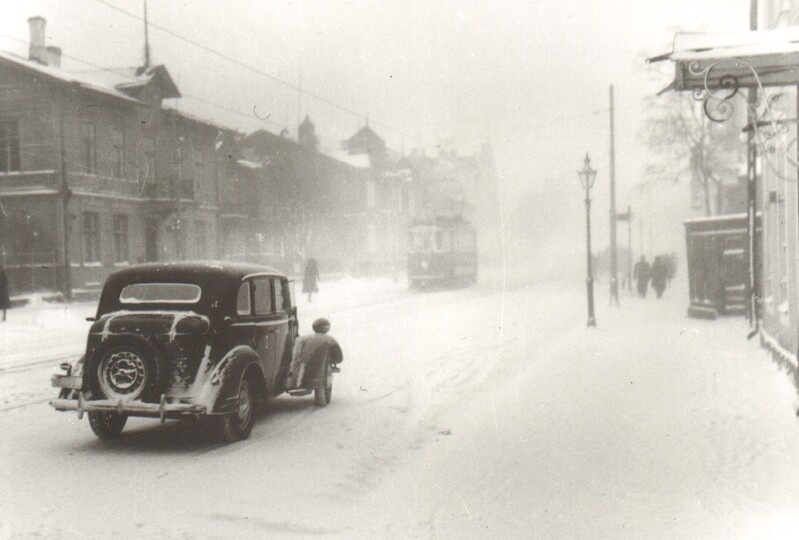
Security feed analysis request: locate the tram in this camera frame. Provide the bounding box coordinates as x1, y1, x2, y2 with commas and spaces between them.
407, 219, 477, 289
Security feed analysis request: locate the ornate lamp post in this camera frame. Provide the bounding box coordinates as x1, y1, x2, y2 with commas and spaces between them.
578, 153, 597, 327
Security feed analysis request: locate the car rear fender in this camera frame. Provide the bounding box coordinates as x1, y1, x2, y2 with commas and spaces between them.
193, 345, 265, 414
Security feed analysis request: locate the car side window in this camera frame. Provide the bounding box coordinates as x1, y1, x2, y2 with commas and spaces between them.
282, 279, 293, 309
236, 282, 251, 315
273, 278, 284, 313
287, 280, 296, 308
252, 277, 272, 315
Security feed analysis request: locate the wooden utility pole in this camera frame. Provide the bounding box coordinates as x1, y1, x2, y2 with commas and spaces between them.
58, 114, 72, 301
609, 85, 619, 305
143, 0, 151, 69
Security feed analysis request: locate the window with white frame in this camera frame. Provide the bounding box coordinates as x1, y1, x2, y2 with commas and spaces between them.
80, 122, 97, 174
113, 214, 129, 263
82, 212, 101, 263
111, 127, 125, 179
141, 137, 156, 196
194, 220, 207, 258
0, 120, 21, 173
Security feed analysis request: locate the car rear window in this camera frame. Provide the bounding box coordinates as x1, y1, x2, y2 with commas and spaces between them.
120, 283, 202, 304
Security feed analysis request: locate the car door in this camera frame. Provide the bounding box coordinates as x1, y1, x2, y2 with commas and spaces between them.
270, 277, 294, 388
228, 279, 257, 353
250, 276, 280, 385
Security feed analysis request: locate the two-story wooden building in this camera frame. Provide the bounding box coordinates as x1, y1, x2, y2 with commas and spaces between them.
0, 17, 223, 295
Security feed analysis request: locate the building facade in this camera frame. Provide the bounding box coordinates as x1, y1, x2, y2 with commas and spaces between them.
757, 1, 799, 368
0, 17, 226, 295
234, 120, 414, 275
658, 2, 799, 374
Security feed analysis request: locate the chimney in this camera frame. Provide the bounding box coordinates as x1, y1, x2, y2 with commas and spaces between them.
28, 16, 47, 64
46, 46, 61, 68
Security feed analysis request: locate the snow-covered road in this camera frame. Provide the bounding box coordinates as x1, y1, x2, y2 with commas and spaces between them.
2, 272, 799, 538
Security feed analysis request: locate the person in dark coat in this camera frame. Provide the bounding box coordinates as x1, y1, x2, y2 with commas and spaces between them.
0, 265, 9, 321
303, 257, 319, 302
285, 317, 343, 389
650, 256, 669, 299
633, 255, 651, 298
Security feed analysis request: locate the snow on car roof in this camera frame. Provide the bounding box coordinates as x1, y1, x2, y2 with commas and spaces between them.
109, 260, 284, 281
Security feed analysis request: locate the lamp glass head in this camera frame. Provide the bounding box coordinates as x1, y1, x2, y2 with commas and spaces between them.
578, 153, 597, 190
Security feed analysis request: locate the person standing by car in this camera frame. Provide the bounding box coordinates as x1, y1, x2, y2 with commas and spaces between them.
0, 265, 9, 321
286, 317, 342, 406
303, 257, 319, 302
633, 255, 651, 298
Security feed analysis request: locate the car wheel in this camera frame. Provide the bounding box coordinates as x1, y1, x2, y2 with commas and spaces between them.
218, 374, 256, 442
86, 338, 164, 403
314, 358, 333, 407
88, 411, 127, 440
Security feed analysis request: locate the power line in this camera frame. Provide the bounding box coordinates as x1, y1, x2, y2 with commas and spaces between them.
91, 0, 419, 143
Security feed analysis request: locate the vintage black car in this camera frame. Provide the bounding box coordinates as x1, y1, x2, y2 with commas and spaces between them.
50, 261, 337, 442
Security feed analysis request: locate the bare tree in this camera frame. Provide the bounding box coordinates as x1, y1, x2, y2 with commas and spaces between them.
641, 89, 741, 216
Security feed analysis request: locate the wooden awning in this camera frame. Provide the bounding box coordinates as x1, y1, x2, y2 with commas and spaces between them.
649, 27, 799, 92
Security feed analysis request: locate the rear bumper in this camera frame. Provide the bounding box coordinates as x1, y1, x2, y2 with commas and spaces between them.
50, 394, 207, 422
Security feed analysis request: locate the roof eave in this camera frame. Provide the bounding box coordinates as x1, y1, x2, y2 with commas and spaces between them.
0, 55, 147, 106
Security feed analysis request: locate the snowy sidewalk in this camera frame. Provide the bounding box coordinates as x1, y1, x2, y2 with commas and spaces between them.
353, 279, 799, 538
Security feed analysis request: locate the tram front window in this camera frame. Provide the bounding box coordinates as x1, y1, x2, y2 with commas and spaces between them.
411, 230, 436, 252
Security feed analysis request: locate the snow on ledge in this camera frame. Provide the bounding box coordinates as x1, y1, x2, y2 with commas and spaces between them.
761, 328, 798, 370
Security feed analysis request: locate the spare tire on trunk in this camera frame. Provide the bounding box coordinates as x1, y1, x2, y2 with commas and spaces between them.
85, 336, 166, 403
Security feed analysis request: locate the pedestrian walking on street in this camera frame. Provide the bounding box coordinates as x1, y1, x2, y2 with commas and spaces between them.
0, 265, 10, 321
303, 257, 319, 303
633, 255, 651, 298
651, 256, 669, 299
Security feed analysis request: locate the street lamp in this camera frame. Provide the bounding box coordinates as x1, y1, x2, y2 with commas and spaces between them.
578, 153, 597, 327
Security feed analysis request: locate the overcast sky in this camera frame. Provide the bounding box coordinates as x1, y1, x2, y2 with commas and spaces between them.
0, 0, 753, 260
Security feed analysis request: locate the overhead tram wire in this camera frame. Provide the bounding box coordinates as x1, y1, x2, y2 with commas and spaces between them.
91, 0, 419, 144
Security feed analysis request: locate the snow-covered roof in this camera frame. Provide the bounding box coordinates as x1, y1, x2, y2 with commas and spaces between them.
161, 104, 231, 133
0, 50, 144, 104
650, 28, 799, 92
324, 149, 371, 170
668, 27, 799, 61
71, 66, 149, 90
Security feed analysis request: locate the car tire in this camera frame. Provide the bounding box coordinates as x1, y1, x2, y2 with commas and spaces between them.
88, 411, 127, 440
314, 358, 332, 407
217, 374, 256, 443
86, 337, 164, 403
